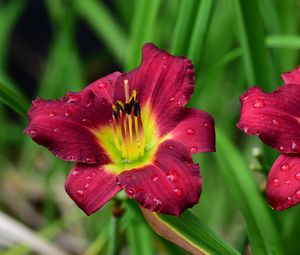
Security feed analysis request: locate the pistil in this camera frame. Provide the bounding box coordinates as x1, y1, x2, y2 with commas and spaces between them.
111, 80, 145, 161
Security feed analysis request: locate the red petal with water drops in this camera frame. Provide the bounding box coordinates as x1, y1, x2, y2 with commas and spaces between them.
168, 108, 215, 154
118, 140, 202, 216
65, 163, 121, 215
84, 72, 121, 104
113, 43, 195, 136
266, 154, 300, 210
281, 66, 300, 85
24, 89, 112, 164
237, 85, 300, 153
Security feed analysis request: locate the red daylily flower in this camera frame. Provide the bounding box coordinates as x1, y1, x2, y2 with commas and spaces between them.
25, 43, 215, 216
237, 66, 300, 211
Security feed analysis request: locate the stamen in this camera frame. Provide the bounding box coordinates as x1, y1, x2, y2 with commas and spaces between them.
111, 82, 145, 161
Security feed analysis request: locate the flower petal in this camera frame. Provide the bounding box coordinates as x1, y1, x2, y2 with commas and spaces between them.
65, 163, 121, 215
266, 154, 300, 210
237, 85, 300, 153
168, 108, 215, 154
24, 89, 112, 164
118, 140, 202, 216
113, 43, 195, 136
281, 66, 300, 85
84, 72, 121, 104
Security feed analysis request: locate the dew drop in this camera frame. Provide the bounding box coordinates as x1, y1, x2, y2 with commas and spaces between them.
29, 129, 37, 135
49, 112, 56, 117
65, 108, 72, 117
167, 170, 178, 182
253, 99, 265, 108
86, 157, 96, 163
177, 98, 186, 106
86, 175, 91, 180
67, 95, 81, 103
292, 141, 298, 150
272, 178, 280, 187
72, 170, 79, 176
169, 97, 175, 103
82, 118, 90, 124
295, 190, 300, 199
162, 64, 167, 69
204, 123, 212, 129
84, 183, 90, 189
243, 126, 249, 134
168, 145, 174, 150
77, 190, 84, 196
295, 172, 300, 181
279, 146, 285, 151
186, 128, 194, 135
128, 188, 136, 197
86, 102, 93, 108
190, 146, 198, 153
280, 164, 289, 172
153, 197, 162, 205
53, 128, 60, 133
241, 94, 249, 101
152, 175, 158, 182
173, 188, 182, 196
98, 82, 107, 89
285, 180, 291, 185
287, 197, 294, 206
272, 119, 279, 126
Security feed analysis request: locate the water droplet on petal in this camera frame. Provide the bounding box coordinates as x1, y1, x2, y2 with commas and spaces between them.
272, 119, 279, 126
292, 141, 298, 150
98, 82, 107, 89
186, 128, 194, 135
241, 94, 249, 101
152, 175, 158, 182
82, 118, 90, 124
287, 197, 294, 206
65, 108, 72, 117
169, 97, 175, 103
77, 190, 84, 196
275, 205, 283, 210
295, 172, 300, 181
168, 145, 174, 150
128, 188, 136, 197
153, 197, 162, 205
173, 188, 182, 196
49, 112, 56, 117
54, 128, 60, 133
253, 99, 265, 108
295, 190, 300, 199
29, 129, 37, 135
86, 157, 96, 163
72, 170, 79, 176
84, 183, 90, 189
279, 146, 285, 151
243, 127, 249, 134
281, 164, 289, 172
167, 170, 178, 182
86, 102, 93, 108
177, 97, 186, 106
67, 94, 81, 103
190, 146, 198, 153
285, 180, 290, 185
162, 64, 167, 69
272, 178, 280, 187
86, 175, 91, 180
204, 123, 212, 129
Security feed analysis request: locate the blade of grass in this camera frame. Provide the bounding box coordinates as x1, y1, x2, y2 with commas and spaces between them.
187, 0, 216, 72
125, 0, 161, 70
74, 0, 128, 66
170, 0, 197, 55
0, 81, 29, 117
216, 127, 283, 255
266, 35, 300, 49
232, 0, 276, 89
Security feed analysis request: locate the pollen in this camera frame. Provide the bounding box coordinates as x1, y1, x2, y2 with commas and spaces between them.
111, 80, 145, 161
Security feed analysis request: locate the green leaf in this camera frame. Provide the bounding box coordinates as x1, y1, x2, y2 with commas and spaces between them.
126, 0, 161, 69
187, 0, 216, 71
0, 81, 29, 117
232, 0, 275, 89
142, 208, 240, 255
74, 0, 128, 66
266, 35, 300, 49
216, 128, 283, 255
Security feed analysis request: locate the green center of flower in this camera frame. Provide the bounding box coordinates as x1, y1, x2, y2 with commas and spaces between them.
93, 80, 159, 174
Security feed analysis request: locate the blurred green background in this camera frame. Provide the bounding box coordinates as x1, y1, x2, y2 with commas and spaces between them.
0, 0, 300, 254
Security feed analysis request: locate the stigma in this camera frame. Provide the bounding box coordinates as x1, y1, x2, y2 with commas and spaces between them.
111, 80, 145, 161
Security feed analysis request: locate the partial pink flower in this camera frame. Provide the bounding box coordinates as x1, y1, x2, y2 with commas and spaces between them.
25, 43, 215, 216
237, 66, 300, 210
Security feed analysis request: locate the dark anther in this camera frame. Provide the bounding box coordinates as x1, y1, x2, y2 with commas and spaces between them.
116, 101, 125, 112
124, 103, 132, 115
112, 109, 119, 119
134, 102, 141, 117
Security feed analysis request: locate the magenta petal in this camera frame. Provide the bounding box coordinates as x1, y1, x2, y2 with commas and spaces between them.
118, 140, 202, 216
113, 43, 195, 136
84, 72, 121, 104
237, 85, 300, 153
24, 90, 112, 164
169, 108, 215, 154
65, 163, 121, 215
281, 66, 300, 85
266, 154, 300, 210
